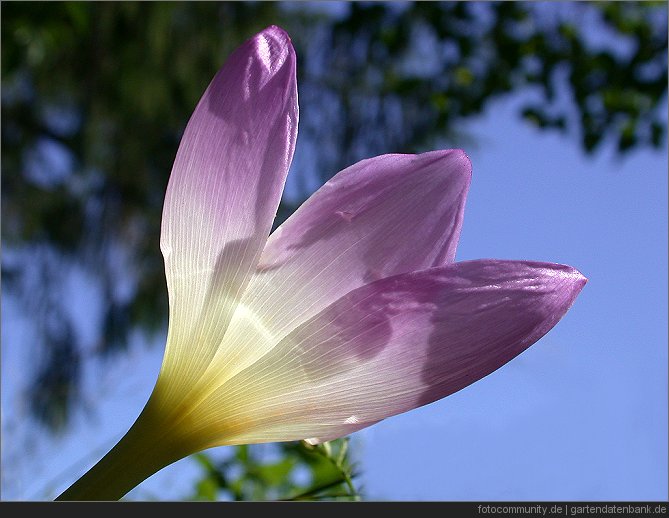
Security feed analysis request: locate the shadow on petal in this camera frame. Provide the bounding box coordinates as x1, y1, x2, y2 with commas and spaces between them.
416, 261, 585, 408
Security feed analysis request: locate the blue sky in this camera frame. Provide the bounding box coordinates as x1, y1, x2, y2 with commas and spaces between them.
2, 5, 667, 501
357, 93, 668, 501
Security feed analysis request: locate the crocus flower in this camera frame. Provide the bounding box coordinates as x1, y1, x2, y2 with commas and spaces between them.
56, 25, 586, 501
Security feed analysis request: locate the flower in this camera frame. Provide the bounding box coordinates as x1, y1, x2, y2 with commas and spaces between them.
56, 25, 586, 501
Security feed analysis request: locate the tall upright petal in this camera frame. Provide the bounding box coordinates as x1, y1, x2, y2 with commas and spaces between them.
157, 25, 298, 401
212, 150, 471, 381
181, 260, 586, 447
56, 27, 298, 501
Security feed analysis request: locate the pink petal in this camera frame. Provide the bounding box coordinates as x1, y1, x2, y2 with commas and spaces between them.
231, 150, 471, 356
198, 260, 586, 445
158, 26, 298, 389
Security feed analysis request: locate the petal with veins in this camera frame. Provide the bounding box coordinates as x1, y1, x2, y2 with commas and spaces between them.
211, 150, 471, 382
184, 260, 586, 447
156, 25, 298, 402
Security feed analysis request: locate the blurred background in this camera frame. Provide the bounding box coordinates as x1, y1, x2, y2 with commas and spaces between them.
1, 1, 667, 501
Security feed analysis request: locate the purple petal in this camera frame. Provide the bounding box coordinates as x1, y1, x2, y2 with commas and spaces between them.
195, 260, 586, 445
158, 26, 298, 389
229, 150, 471, 359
